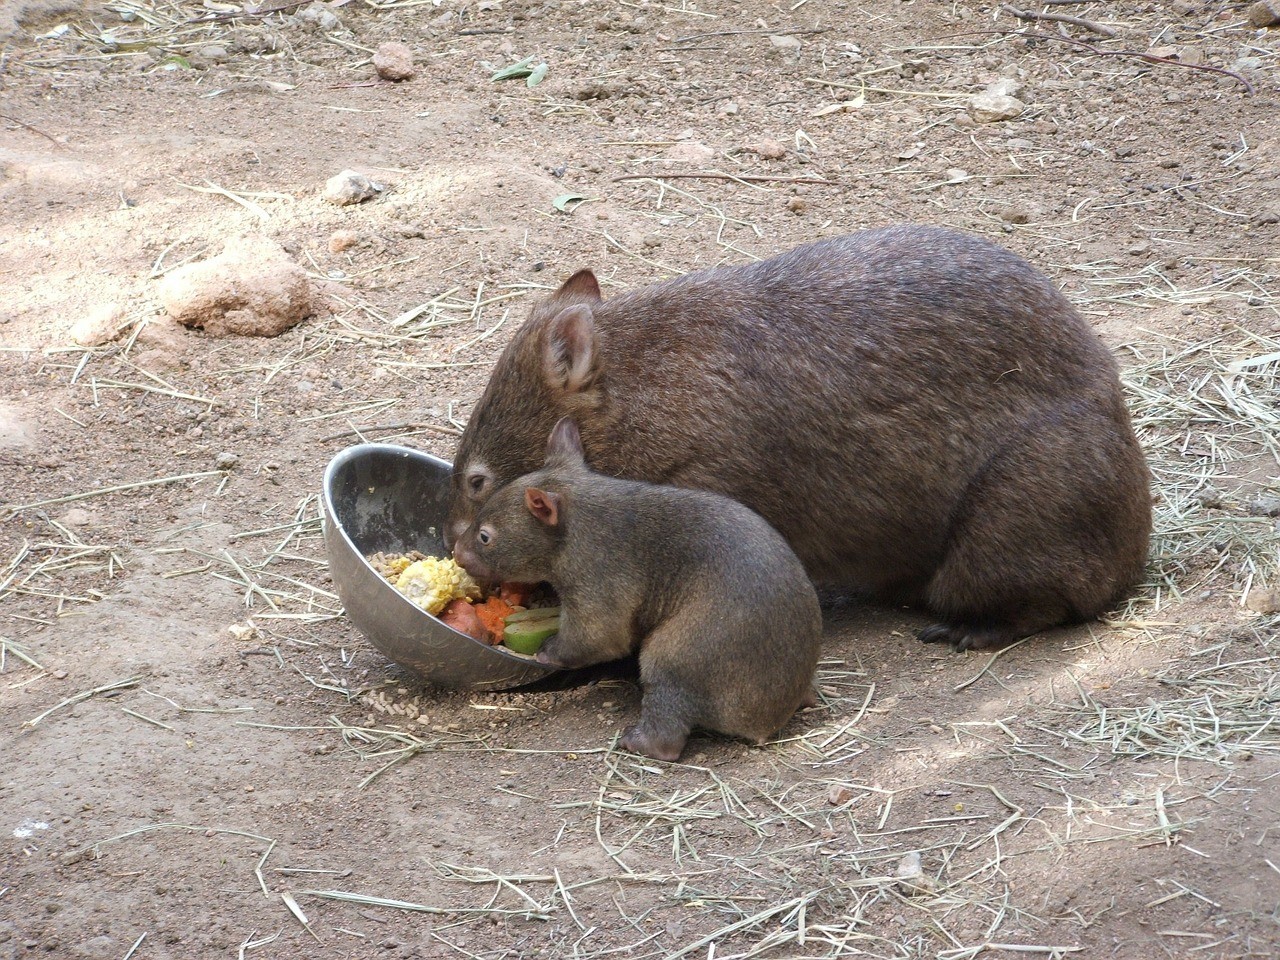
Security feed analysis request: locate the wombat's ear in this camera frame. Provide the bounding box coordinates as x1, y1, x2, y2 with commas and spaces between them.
546, 418, 585, 463
552, 269, 602, 304
543, 304, 599, 395
524, 487, 562, 527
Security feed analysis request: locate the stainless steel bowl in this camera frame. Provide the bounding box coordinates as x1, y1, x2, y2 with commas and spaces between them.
321, 443, 559, 691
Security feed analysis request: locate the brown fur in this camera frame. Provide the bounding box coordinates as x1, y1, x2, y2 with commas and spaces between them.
446, 225, 1152, 651
452, 420, 822, 761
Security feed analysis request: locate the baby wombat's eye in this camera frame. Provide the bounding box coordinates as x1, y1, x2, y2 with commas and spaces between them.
477, 527, 494, 546
466, 473, 489, 498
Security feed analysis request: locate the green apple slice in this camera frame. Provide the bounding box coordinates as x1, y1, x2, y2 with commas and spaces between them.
503, 617, 559, 655
505, 605, 561, 624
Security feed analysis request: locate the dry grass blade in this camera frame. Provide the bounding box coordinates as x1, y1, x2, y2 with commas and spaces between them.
24, 675, 144, 727
2, 471, 223, 518
299, 888, 553, 920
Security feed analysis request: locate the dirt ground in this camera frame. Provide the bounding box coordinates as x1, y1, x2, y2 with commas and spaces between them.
2, 1, 1279, 958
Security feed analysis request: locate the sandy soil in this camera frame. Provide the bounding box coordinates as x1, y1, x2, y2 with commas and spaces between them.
2, 1, 1279, 958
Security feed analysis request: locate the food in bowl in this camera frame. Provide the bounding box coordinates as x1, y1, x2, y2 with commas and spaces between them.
368, 551, 557, 655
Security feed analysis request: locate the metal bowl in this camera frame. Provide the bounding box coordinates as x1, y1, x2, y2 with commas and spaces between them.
321, 443, 559, 691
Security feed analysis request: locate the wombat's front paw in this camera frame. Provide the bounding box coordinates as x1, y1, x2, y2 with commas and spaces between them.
619, 724, 686, 763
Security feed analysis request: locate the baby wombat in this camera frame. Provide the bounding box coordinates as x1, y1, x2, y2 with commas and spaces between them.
452, 418, 822, 762
446, 225, 1152, 652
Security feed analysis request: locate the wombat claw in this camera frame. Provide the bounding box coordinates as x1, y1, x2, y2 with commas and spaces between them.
918, 623, 1013, 652
619, 724, 686, 763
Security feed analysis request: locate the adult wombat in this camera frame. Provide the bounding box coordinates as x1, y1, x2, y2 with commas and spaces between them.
446, 225, 1151, 651
452, 419, 822, 762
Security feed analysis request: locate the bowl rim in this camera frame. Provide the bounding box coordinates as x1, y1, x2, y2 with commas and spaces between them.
321, 442, 556, 670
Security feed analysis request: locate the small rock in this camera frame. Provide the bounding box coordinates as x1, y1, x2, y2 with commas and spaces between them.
197, 44, 229, 63
969, 91, 1025, 123
1245, 585, 1280, 615
53, 670, 68, 680
895, 851, 932, 895
769, 34, 802, 53
985, 77, 1025, 99
294, 2, 343, 33
999, 204, 1035, 224
1232, 56, 1265, 74
60, 508, 92, 526
717, 100, 739, 116
1127, 240, 1152, 257
641, 233, 662, 249
786, 197, 807, 214
69, 303, 127, 347
748, 138, 787, 160
393, 222, 427, 239
1195, 485, 1224, 509
827, 784, 856, 805
1247, 1, 1280, 27
323, 169, 384, 206
373, 41, 415, 81
215, 452, 240, 470
1248, 496, 1280, 518
328, 229, 360, 253
1252, 208, 1280, 226
159, 235, 312, 337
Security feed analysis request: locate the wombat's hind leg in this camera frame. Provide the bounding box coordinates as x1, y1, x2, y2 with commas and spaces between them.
618, 683, 696, 762
619, 722, 688, 762
918, 622, 1020, 652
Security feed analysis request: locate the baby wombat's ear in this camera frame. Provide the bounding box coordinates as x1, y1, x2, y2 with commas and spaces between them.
552, 269, 602, 304
524, 487, 563, 527
546, 417, 585, 464
543, 304, 599, 395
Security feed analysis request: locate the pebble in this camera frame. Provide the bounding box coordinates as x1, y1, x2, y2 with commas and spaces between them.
1248, 496, 1280, 517
717, 100, 739, 116
999, 204, 1037, 224
215, 452, 241, 471
1245, 586, 1280, 615
827, 783, 856, 805
768, 34, 802, 54
373, 41, 415, 81
69, 302, 127, 347
328, 229, 359, 253
894, 851, 932, 895
968, 91, 1025, 123
60, 508, 92, 526
786, 197, 806, 214
1247, 1, 1280, 27
985, 77, 1025, 99
294, 2, 343, 33
749, 138, 787, 160
322, 169, 385, 206
641, 233, 662, 249
197, 44, 229, 64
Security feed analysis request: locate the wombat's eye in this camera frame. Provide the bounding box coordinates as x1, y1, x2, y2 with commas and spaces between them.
467, 473, 488, 497
477, 527, 493, 546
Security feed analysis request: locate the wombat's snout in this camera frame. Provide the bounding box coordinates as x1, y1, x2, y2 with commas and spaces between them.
443, 517, 469, 551
452, 540, 495, 586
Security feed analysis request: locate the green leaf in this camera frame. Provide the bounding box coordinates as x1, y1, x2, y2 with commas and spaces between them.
552, 193, 590, 214
525, 63, 548, 88
490, 56, 536, 82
